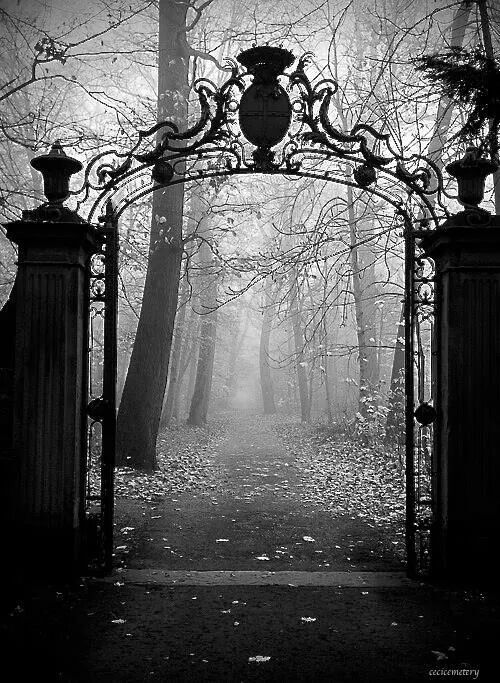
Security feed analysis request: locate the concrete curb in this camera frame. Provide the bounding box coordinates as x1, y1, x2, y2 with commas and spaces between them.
98, 569, 418, 587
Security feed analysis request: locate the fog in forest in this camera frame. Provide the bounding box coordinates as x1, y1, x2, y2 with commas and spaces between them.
3, 0, 495, 450
115, 171, 392, 428
1, 1, 500, 677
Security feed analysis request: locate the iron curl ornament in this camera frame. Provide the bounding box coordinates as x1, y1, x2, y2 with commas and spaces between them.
70, 45, 451, 226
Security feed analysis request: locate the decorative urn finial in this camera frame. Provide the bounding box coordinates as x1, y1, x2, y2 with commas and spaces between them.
31, 140, 83, 205
25, 140, 84, 222
237, 45, 295, 84
236, 46, 295, 161
446, 146, 498, 211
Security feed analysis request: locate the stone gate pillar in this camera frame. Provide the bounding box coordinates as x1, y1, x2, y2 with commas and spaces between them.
4, 143, 96, 577
421, 148, 500, 582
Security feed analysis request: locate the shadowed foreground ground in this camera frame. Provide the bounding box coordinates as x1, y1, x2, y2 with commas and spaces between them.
1, 414, 498, 681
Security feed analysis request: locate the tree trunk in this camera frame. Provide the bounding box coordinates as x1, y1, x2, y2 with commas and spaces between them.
187, 209, 218, 426
116, 0, 188, 470
187, 304, 217, 425
361, 259, 380, 389
290, 272, 310, 422
221, 311, 249, 408
347, 192, 380, 415
160, 272, 190, 429
477, 0, 500, 212
185, 334, 199, 416
259, 279, 277, 414
322, 310, 334, 425
117, 342, 131, 404
172, 310, 199, 421
187, 296, 217, 424
308, 360, 315, 420
385, 303, 405, 442
159, 303, 187, 429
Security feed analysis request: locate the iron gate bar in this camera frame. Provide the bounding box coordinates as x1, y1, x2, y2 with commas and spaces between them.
93, 167, 436, 225
84, 158, 448, 227
101, 203, 119, 572
404, 220, 416, 577
86, 234, 107, 571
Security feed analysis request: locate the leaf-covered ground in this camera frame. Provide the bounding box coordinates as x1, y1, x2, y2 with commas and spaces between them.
113, 421, 227, 504
274, 421, 406, 549
114, 413, 404, 572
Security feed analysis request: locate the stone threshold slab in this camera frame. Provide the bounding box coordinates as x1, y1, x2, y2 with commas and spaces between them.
99, 570, 416, 587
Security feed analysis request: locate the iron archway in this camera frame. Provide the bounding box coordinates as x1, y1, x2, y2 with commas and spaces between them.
66, 46, 451, 575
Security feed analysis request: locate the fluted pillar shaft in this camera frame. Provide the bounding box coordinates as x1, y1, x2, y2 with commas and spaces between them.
6, 220, 96, 576
422, 215, 500, 582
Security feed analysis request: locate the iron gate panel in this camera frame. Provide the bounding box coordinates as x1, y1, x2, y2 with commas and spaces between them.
86, 203, 119, 573
406, 226, 437, 577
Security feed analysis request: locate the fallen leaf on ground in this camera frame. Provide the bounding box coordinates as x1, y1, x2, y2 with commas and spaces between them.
431, 651, 448, 661
248, 656, 271, 663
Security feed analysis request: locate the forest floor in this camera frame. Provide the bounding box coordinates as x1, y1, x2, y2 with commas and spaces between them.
2, 411, 499, 682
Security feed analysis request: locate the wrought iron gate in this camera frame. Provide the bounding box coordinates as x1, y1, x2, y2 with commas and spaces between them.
85, 203, 119, 573
76, 45, 446, 576
82, 214, 438, 578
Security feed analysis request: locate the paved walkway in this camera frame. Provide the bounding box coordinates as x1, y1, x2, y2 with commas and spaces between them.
3, 414, 497, 681
121, 414, 402, 573
5, 575, 494, 682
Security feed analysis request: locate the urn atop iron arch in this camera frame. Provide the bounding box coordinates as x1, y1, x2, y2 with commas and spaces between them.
236, 45, 295, 84
236, 46, 295, 154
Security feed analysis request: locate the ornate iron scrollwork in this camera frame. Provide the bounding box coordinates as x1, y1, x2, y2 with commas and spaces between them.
71, 47, 449, 229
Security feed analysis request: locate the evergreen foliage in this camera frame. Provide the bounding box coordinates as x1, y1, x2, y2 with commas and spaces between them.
416, 47, 500, 143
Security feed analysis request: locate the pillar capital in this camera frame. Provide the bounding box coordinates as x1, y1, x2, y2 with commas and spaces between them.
420, 214, 500, 270
6, 219, 98, 264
